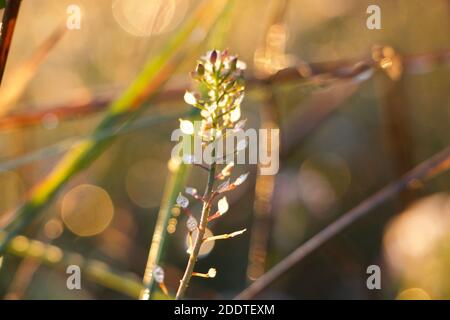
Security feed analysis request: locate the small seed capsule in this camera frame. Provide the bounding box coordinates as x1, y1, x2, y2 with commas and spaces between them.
153, 265, 165, 284
186, 216, 198, 232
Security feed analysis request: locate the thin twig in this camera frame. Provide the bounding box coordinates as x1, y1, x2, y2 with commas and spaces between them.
0, 87, 181, 130
235, 146, 450, 299
2, 49, 447, 130
0, 0, 22, 84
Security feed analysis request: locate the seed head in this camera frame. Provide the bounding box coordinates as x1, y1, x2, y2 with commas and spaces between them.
184, 50, 246, 143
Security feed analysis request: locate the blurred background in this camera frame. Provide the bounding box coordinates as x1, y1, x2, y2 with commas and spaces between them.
0, 0, 449, 299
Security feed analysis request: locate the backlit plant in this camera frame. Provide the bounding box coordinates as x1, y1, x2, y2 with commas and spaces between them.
174, 50, 249, 299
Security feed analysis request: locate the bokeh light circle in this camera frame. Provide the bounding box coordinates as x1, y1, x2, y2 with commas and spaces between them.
44, 219, 64, 240
61, 184, 114, 237
396, 288, 431, 300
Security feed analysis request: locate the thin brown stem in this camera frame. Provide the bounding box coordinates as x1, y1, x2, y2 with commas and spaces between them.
379, 75, 414, 206
0, 49, 448, 130
235, 146, 450, 299
0, 0, 22, 84
176, 161, 216, 299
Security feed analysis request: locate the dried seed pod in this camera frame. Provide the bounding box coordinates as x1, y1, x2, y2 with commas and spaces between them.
176, 193, 189, 208
217, 197, 229, 215
184, 91, 197, 105
186, 216, 198, 232
179, 119, 194, 135
209, 50, 218, 64
219, 162, 234, 179
207, 268, 217, 278
233, 173, 249, 186
185, 187, 198, 197
153, 265, 165, 284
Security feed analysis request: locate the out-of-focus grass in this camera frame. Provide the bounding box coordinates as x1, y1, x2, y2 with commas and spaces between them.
0, 111, 186, 172
4, 231, 143, 299
0, 0, 228, 254
0, 26, 66, 116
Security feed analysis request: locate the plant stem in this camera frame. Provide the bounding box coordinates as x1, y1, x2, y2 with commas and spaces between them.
176, 161, 216, 300
2, 49, 448, 130
0, 0, 22, 84
139, 0, 234, 300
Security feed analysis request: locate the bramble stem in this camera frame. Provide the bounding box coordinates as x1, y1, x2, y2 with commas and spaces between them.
176, 161, 216, 299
